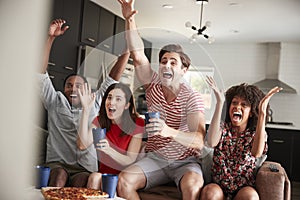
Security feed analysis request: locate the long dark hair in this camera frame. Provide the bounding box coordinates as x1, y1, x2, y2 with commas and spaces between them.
98, 83, 139, 136
224, 83, 267, 130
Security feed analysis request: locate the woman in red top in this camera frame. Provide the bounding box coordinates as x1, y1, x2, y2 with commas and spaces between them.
77, 83, 144, 189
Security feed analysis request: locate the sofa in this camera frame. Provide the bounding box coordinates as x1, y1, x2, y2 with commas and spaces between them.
34, 127, 291, 200
138, 160, 291, 200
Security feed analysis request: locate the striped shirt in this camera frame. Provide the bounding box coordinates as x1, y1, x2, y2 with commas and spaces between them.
145, 72, 205, 160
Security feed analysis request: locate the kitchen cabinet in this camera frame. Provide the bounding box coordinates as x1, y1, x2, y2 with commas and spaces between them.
292, 132, 300, 181
49, 0, 82, 91
80, 0, 100, 47
266, 128, 293, 178
98, 8, 115, 53
81, 0, 114, 53
113, 16, 126, 56
266, 127, 300, 181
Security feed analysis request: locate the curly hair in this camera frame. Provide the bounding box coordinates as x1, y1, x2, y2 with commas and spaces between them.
224, 83, 267, 130
158, 44, 191, 69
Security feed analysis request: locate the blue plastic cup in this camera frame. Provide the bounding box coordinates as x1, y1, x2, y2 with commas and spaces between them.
92, 128, 106, 148
35, 165, 50, 189
102, 174, 118, 198
144, 112, 160, 124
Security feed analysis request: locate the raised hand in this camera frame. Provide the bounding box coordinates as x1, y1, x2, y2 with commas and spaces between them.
259, 86, 282, 116
48, 19, 69, 38
206, 76, 225, 104
117, 0, 138, 20
78, 83, 96, 112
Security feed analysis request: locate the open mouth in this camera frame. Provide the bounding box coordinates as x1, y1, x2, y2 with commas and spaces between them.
232, 111, 242, 122
70, 94, 77, 98
163, 72, 172, 79
108, 108, 116, 113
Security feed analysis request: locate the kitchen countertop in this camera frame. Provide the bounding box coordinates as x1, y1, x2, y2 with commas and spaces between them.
266, 123, 300, 131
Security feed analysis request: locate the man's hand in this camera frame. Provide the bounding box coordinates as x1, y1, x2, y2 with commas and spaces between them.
48, 19, 69, 38
117, 0, 138, 20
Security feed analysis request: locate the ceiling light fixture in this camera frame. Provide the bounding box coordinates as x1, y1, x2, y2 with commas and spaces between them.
162, 4, 173, 9
186, 0, 214, 43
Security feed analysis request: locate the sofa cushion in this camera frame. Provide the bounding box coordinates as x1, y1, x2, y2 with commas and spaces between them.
138, 183, 181, 200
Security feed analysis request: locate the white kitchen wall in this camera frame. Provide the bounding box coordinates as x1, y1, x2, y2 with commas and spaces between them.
150, 41, 300, 129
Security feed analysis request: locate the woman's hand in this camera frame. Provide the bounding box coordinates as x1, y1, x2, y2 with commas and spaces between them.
96, 139, 111, 151
48, 19, 69, 38
78, 83, 96, 112
259, 86, 282, 115
206, 76, 225, 104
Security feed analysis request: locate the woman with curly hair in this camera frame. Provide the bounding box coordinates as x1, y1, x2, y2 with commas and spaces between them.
201, 77, 282, 200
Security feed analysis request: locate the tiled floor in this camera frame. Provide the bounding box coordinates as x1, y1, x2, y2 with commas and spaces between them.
292, 182, 300, 200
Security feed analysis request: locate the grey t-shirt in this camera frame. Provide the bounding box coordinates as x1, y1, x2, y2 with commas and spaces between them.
38, 72, 116, 172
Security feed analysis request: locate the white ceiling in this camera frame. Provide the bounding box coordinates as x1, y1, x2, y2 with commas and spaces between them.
93, 0, 300, 44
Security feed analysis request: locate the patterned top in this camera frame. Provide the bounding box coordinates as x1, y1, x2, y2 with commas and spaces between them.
145, 72, 205, 160
212, 122, 268, 196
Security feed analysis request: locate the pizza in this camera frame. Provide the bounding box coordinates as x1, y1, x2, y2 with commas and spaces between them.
41, 187, 109, 200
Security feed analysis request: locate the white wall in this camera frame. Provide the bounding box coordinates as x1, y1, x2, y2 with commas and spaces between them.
150, 41, 300, 129
0, 0, 50, 199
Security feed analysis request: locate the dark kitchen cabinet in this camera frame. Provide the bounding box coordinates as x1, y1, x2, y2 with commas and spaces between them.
98, 8, 114, 53
292, 132, 300, 181
266, 128, 293, 178
81, 0, 114, 53
49, 0, 82, 90
81, 0, 100, 47
113, 16, 126, 56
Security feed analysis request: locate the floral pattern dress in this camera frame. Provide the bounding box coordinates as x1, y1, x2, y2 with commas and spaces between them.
212, 122, 267, 198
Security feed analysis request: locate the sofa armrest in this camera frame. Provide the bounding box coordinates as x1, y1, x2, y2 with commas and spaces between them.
256, 161, 291, 200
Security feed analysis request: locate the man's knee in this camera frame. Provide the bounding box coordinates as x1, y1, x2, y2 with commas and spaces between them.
48, 167, 68, 187
180, 171, 204, 194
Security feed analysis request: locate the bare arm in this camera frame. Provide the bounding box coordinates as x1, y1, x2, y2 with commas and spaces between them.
77, 83, 96, 150
148, 110, 206, 150
117, 0, 153, 85
205, 76, 225, 147
108, 49, 130, 81
41, 19, 69, 74
99, 133, 143, 166
251, 86, 282, 157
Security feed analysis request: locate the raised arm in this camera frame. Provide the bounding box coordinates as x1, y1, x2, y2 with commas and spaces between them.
77, 83, 96, 150
251, 86, 282, 157
41, 19, 69, 74
108, 49, 130, 81
205, 76, 225, 147
117, 0, 153, 85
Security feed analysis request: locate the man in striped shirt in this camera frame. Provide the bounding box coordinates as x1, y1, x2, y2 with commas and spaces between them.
117, 1, 206, 199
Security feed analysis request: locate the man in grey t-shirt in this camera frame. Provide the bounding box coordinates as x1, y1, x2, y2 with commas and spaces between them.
39, 19, 129, 187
